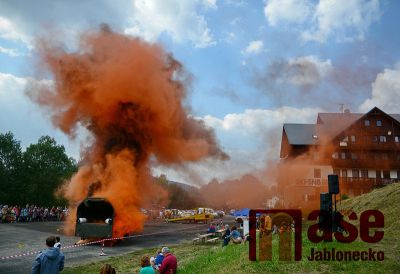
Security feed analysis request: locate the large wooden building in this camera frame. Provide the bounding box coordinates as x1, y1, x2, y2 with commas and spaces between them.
278, 107, 400, 208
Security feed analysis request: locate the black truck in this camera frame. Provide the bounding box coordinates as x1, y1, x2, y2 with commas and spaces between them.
75, 197, 114, 239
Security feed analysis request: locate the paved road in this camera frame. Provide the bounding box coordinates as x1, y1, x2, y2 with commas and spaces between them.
0, 218, 233, 274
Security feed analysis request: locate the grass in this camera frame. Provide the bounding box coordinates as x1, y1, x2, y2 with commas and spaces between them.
64, 183, 400, 274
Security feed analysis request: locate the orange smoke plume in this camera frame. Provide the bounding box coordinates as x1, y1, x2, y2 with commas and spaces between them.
27, 26, 227, 236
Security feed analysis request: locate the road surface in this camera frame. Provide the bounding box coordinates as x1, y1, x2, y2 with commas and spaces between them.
0, 218, 233, 274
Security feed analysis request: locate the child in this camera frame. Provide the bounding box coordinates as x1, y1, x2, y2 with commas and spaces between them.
54, 236, 61, 249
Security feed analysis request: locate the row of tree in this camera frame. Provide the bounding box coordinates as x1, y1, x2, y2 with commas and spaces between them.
0, 132, 77, 206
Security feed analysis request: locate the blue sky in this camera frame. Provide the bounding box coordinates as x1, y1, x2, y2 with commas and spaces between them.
1, 0, 400, 185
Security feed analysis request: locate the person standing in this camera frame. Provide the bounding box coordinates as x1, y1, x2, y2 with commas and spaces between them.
158, 247, 177, 274
139, 256, 155, 274
31, 236, 64, 274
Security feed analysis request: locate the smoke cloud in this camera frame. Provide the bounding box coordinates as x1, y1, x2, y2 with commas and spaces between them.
252, 55, 379, 110
27, 26, 227, 236
200, 174, 273, 209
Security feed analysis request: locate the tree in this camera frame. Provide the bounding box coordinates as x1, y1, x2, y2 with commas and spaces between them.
0, 132, 23, 204
21, 136, 77, 206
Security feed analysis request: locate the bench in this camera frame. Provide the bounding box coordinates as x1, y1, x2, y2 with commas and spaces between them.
206, 237, 219, 244
192, 237, 200, 244
215, 229, 226, 238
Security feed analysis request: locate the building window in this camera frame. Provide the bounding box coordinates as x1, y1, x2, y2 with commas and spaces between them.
379, 136, 387, 143
352, 169, 359, 178
351, 136, 356, 143
376, 170, 381, 178
382, 153, 388, 160
372, 136, 378, 143
376, 120, 382, 127
361, 169, 368, 178
332, 152, 339, 159
364, 120, 370, 126
351, 152, 358, 160
314, 168, 321, 178
395, 136, 399, 143
341, 152, 346, 159
397, 170, 400, 179
342, 169, 348, 177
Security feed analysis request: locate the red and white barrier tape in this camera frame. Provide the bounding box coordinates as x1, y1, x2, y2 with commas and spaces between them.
0, 224, 205, 260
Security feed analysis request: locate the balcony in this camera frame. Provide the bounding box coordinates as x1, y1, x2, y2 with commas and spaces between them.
331, 158, 399, 169
340, 177, 398, 187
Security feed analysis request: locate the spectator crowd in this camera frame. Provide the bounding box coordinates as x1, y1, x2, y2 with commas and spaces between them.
1, 204, 68, 223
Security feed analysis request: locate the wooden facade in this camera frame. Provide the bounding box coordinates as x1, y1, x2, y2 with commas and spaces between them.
278, 107, 400, 207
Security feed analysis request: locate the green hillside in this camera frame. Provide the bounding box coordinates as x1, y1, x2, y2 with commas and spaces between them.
339, 183, 400, 256
340, 183, 399, 231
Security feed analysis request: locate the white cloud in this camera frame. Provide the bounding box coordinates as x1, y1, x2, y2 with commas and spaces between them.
0, 16, 30, 45
359, 67, 400, 113
242, 40, 263, 54
203, 0, 218, 10
156, 106, 322, 185
153, 149, 268, 186
0, 72, 27, 94
0, 1, 130, 49
264, 0, 382, 43
264, 0, 312, 26
125, 0, 216, 48
302, 0, 381, 43
0, 46, 23, 57
203, 106, 321, 137
0, 0, 216, 49
0, 72, 83, 159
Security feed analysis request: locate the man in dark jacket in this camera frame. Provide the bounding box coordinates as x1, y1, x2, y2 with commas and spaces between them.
222, 224, 231, 246
31, 236, 64, 274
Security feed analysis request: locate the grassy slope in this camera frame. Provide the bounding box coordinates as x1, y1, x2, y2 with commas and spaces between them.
64, 184, 400, 274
